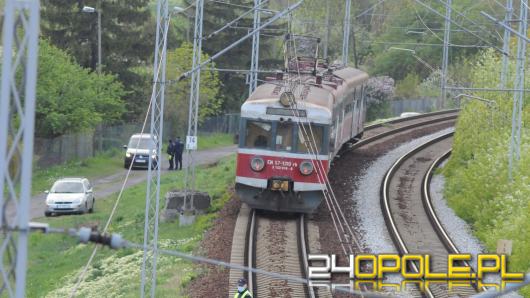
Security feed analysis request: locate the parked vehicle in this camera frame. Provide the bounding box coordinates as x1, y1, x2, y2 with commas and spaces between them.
45, 178, 95, 216
123, 133, 158, 169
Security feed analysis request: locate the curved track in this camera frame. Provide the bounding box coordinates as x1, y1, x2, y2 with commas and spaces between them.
381, 132, 479, 298
229, 110, 461, 297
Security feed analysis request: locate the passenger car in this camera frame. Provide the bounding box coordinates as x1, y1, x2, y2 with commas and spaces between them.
123, 133, 158, 169
45, 178, 95, 216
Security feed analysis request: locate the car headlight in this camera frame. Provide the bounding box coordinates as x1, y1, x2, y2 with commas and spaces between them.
46, 199, 54, 205
250, 156, 265, 172
126, 152, 132, 158
72, 198, 82, 204
299, 160, 314, 176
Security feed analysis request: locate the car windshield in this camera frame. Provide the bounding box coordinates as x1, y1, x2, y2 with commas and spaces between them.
128, 136, 155, 150
51, 181, 84, 193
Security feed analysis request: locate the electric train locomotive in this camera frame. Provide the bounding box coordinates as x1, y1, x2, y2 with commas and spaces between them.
235, 42, 369, 213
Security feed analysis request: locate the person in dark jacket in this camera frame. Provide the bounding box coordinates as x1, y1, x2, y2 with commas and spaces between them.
166, 139, 175, 170
174, 137, 184, 170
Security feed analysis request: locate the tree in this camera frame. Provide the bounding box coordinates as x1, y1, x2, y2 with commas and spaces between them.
41, 0, 155, 121
165, 43, 221, 136
36, 40, 125, 137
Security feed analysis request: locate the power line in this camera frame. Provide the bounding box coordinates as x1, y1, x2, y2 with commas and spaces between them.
414, 0, 508, 56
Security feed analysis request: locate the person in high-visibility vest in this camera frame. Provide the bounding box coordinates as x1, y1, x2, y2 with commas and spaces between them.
234, 277, 252, 298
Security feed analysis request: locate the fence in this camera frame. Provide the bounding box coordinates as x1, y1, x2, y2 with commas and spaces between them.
34, 113, 241, 169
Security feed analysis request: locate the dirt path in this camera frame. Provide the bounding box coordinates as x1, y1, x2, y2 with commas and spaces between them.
17, 145, 236, 220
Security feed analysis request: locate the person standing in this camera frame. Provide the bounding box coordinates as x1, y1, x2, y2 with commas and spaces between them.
166, 139, 175, 170
174, 136, 184, 170
233, 278, 252, 298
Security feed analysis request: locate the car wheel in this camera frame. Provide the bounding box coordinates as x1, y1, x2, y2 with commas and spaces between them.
44, 211, 51, 217
89, 199, 94, 213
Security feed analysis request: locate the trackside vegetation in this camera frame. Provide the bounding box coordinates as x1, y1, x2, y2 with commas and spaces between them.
27, 155, 235, 297
442, 50, 530, 297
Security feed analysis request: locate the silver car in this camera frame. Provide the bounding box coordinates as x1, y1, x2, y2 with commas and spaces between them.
45, 178, 95, 216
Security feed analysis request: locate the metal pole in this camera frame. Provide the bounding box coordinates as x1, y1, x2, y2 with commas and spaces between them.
249, 0, 261, 94
342, 0, 352, 65
440, 0, 451, 110
323, 0, 330, 59
508, 0, 527, 180
178, 1, 303, 80
97, 0, 101, 74
0, 1, 40, 297
500, 0, 513, 88
140, 0, 169, 296
184, 0, 205, 213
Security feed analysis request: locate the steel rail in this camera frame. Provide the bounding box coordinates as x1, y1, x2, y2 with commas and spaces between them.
423, 150, 488, 292
381, 132, 455, 298
381, 131, 479, 297
246, 211, 314, 298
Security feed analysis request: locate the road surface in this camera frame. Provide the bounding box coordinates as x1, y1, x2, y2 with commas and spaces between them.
8, 145, 236, 220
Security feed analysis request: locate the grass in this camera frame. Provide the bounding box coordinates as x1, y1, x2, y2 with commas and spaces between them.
27, 154, 235, 297
197, 133, 234, 150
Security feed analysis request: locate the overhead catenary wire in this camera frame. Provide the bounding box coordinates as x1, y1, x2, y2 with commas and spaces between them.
414, 0, 508, 56
284, 33, 364, 256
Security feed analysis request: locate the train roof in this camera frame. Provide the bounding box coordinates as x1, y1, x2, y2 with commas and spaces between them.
241, 66, 369, 123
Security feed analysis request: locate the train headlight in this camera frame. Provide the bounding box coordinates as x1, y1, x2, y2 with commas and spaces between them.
279, 91, 295, 107
299, 160, 314, 176
250, 156, 265, 172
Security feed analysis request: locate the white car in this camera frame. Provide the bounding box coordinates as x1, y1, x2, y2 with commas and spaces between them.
45, 178, 95, 217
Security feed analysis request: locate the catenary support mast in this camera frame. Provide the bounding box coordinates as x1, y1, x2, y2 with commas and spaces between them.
342, 0, 352, 65
183, 0, 205, 215
249, 0, 262, 94
0, 1, 40, 297
508, 0, 527, 180
440, 0, 451, 110
140, 0, 169, 296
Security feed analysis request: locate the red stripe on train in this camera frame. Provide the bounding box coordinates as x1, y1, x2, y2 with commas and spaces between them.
236, 153, 329, 184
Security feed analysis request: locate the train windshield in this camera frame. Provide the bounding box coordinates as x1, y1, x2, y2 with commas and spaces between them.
275, 122, 294, 151
245, 120, 272, 149
243, 119, 326, 154
297, 124, 323, 154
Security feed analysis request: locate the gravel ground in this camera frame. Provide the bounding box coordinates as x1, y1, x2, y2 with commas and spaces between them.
316, 121, 456, 298
185, 193, 241, 297
354, 128, 453, 254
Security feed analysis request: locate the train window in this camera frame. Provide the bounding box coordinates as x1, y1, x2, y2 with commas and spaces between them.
245, 120, 272, 149
276, 122, 294, 151
297, 124, 323, 154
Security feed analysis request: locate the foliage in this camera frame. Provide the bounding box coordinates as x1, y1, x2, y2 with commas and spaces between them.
443, 49, 530, 297
165, 43, 222, 133
41, 0, 161, 121
36, 40, 125, 137
365, 76, 395, 104
395, 73, 420, 98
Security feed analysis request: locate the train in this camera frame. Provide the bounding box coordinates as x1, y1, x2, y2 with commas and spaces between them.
235, 37, 369, 213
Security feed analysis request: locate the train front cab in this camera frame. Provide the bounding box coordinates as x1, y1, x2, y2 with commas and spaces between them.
235, 118, 330, 213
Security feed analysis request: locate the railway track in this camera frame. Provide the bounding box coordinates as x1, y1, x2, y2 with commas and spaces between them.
228, 110, 461, 297
248, 211, 313, 298
381, 131, 479, 298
